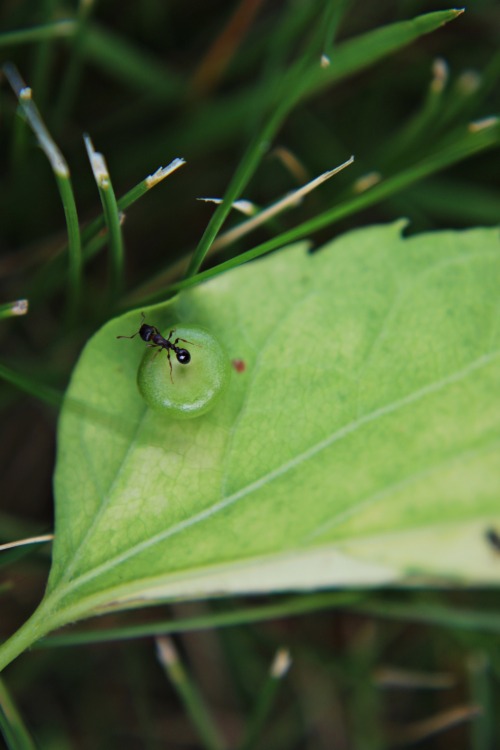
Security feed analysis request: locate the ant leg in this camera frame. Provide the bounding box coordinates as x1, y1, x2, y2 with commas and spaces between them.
117, 331, 140, 340
167, 329, 199, 348
173, 336, 199, 347
167, 349, 174, 383
116, 312, 146, 339
149, 345, 163, 362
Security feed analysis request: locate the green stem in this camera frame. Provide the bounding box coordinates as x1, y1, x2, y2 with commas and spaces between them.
101, 180, 124, 303
0, 21, 75, 49
0, 361, 62, 406
28, 160, 184, 306
40, 592, 361, 648
3, 62, 82, 318
155, 121, 500, 298
0, 601, 54, 674
0, 300, 28, 319
31, 0, 59, 110
52, 0, 95, 132
0, 676, 36, 749
239, 649, 291, 750
184, 48, 315, 279
156, 637, 225, 750
84, 134, 124, 303
54, 171, 82, 318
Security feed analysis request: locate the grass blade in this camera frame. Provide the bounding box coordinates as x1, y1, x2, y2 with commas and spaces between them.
38, 593, 361, 648
0, 20, 75, 49
3, 63, 82, 318
78, 23, 181, 99
84, 133, 124, 303
52, 0, 96, 132
156, 637, 225, 750
184, 9, 465, 278
0, 300, 28, 320
0, 361, 61, 407
161, 119, 500, 297
0, 678, 36, 750
239, 649, 292, 750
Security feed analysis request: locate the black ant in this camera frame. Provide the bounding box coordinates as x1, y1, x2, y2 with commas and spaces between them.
117, 313, 195, 382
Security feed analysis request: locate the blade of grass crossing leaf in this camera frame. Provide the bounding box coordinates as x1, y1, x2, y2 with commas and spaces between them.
2, 63, 82, 318
350, 599, 500, 634
184, 0, 351, 278
0, 678, 36, 750
184, 60, 310, 278
164, 120, 500, 296
184, 9, 464, 278
39, 592, 363, 648
210, 157, 354, 252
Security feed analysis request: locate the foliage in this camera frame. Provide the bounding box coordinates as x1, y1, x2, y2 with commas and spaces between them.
1, 1, 500, 747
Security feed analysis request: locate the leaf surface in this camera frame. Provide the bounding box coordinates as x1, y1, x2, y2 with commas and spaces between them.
48, 222, 500, 625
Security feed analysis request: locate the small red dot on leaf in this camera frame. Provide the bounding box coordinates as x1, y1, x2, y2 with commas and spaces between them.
232, 359, 246, 373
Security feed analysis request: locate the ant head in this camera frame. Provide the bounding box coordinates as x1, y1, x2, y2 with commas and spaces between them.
140, 324, 155, 342
176, 348, 191, 365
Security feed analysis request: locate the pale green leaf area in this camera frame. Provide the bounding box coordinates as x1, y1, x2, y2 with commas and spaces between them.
45, 222, 500, 628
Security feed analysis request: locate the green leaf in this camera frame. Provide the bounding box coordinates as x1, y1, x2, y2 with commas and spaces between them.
51, 218, 500, 600
1, 222, 499, 668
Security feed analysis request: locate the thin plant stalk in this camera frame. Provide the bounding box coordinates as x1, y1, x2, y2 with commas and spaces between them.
0, 361, 62, 407
52, 0, 96, 132
39, 592, 362, 648
239, 649, 292, 750
0, 300, 28, 319
0, 677, 36, 750
210, 157, 354, 252
156, 637, 225, 750
0, 535, 54, 553
31, 0, 59, 109
176, 8, 464, 280
84, 134, 125, 303
0, 20, 75, 49
158, 120, 500, 298
81, 160, 185, 246
183, 99, 288, 278
28, 160, 185, 305
2, 62, 82, 318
